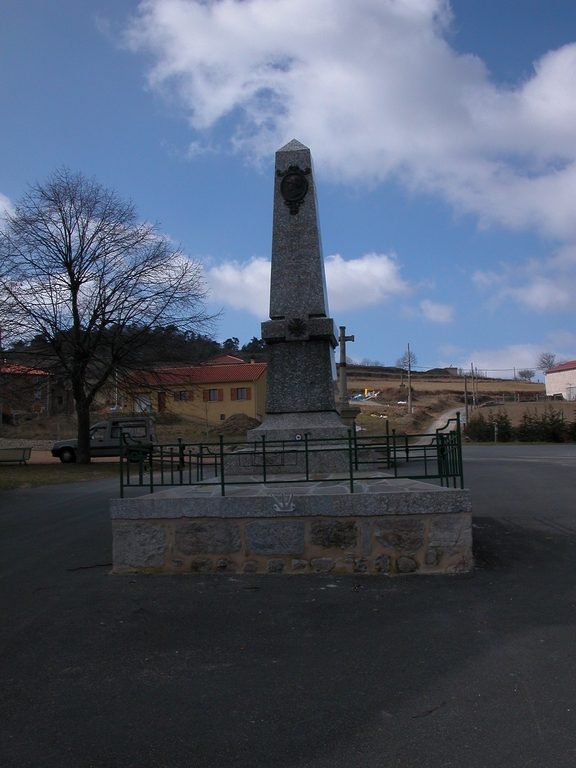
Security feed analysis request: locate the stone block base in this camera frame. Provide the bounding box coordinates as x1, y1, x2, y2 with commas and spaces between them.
111, 475, 472, 576
248, 411, 350, 442
225, 445, 377, 475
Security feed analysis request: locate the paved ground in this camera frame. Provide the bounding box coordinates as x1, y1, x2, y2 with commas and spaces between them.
2, 444, 576, 767
25, 451, 119, 464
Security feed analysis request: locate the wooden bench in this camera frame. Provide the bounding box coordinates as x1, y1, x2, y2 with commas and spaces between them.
0, 447, 32, 465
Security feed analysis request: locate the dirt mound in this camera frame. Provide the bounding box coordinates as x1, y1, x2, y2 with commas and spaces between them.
216, 413, 261, 436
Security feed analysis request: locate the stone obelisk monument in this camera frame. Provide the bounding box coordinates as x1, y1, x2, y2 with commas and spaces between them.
249, 139, 348, 442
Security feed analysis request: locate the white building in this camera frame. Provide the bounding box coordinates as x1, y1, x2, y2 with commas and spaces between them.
545, 360, 576, 400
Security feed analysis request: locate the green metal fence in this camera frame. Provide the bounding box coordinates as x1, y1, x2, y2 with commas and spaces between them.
119, 413, 464, 497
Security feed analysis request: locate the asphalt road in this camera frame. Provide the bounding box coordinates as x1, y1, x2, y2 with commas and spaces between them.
1, 445, 576, 767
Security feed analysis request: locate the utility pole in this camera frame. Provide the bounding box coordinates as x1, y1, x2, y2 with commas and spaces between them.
470, 363, 477, 408
338, 326, 360, 428
475, 366, 479, 406
464, 375, 469, 424
407, 342, 412, 414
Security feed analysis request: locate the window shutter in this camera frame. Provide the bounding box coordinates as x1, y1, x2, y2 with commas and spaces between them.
188, 391, 194, 401
231, 388, 237, 401
218, 389, 224, 401
246, 387, 252, 400
173, 391, 179, 401
203, 389, 209, 402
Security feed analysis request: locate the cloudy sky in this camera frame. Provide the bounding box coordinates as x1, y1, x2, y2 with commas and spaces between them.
2, 0, 576, 376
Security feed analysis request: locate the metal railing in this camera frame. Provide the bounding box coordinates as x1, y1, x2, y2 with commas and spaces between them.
119, 413, 464, 497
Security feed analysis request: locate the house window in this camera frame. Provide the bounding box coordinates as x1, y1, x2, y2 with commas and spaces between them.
230, 387, 252, 401
203, 388, 223, 402
178, 391, 189, 401
34, 389, 41, 399
57, 396, 63, 405
220, 414, 226, 420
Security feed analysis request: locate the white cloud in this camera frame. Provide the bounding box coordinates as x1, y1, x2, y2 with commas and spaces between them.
127, 0, 576, 239
324, 252, 410, 311
0, 193, 14, 230
453, 343, 541, 376
205, 251, 410, 317
547, 330, 576, 348
206, 256, 271, 317
420, 298, 453, 323
507, 279, 571, 312
474, 258, 574, 313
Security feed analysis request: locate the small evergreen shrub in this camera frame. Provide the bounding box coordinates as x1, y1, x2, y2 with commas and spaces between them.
466, 409, 513, 442
467, 405, 570, 443
516, 406, 566, 443
465, 412, 493, 442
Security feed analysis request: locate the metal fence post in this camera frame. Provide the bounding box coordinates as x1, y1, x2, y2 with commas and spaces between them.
119, 425, 124, 498
386, 419, 391, 469
304, 433, 309, 481
262, 435, 267, 483
456, 411, 464, 489
219, 434, 225, 496
348, 429, 354, 493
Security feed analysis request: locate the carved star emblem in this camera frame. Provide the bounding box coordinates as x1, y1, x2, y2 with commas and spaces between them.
287, 318, 307, 337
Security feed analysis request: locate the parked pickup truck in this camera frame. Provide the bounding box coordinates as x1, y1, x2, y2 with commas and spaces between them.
51, 417, 156, 463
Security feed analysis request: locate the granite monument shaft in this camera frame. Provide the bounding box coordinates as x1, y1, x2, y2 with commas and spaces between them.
250, 139, 347, 441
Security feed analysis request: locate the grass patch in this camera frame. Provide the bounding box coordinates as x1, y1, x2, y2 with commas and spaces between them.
0, 462, 120, 491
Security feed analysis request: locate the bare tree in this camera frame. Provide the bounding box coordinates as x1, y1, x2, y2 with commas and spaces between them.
536, 352, 556, 371
0, 169, 212, 462
517, 369, 536, 381
395, 350, 418, 369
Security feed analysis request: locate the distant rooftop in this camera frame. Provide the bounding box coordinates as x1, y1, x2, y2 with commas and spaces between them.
546, 360, 576, 374
0, 363, 50, 376
201, 355, 245, 366
128, 361, 267, 387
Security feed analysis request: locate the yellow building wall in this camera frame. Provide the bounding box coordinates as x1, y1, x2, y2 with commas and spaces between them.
128, 374, 267, 424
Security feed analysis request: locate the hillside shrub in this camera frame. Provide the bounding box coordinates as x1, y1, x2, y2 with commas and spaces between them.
515, 407, 566, 443
467, 405, 569, 442
465, 409, 512, 442
492, 410, 514, 442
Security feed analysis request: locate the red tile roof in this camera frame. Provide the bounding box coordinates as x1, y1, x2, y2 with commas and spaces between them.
546, 360, 576, 374
128, 362, 266, 387
0, 364, 50, 376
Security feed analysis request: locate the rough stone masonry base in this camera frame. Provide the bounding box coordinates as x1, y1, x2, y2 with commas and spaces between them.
111, 479, 472, 575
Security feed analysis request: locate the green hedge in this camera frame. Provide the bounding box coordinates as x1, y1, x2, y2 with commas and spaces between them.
466, 406, 573, 443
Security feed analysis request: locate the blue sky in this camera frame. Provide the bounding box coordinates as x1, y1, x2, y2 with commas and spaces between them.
2, 0, 576, 378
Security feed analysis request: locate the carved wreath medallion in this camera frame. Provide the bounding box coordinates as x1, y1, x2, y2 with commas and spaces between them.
277, 165, 311, 214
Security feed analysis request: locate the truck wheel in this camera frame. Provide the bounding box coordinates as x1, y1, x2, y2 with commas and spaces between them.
59, 448, 76, 464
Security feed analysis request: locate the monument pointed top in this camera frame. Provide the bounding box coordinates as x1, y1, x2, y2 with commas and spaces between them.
277, 138, 309, 152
